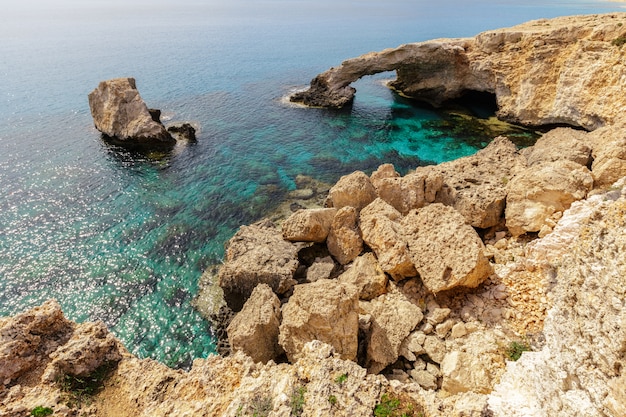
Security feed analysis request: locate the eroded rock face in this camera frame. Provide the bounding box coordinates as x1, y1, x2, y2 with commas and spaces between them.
42, 321, 123, 382
505, 160, 594, 237
0, 300, 73, 385
218, 220, 299, 310
359, 198, 417, 281
279, 280, 359, 362
282, 208, 337, 243
402, 204, 493, 293
88, 78, 175, 147
589, 121, 626, 188
227, 284, 283, 364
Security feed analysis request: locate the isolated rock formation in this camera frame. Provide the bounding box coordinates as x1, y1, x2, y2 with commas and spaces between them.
292, 13, 626, 130
227, 284, 283, 364
88, 78, 175, 147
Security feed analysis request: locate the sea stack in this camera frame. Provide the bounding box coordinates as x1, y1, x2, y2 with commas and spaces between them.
88, 77, 175, 147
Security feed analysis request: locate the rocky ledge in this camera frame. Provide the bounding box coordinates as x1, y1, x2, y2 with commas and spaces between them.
291, 13, 626, 130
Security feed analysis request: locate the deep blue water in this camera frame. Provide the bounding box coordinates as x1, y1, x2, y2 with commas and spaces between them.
1, 0, 623, 368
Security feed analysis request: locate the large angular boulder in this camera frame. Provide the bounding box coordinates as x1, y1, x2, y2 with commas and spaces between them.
372, 170, 443, 215
359, 198, 417, 281
282, 208, 337, 243
326, 206, 363, 265
326, 171, 377, 211
424, 136, 525, 229
227, 284, 283, 364
505, 160, 594, 237
279, 280, 359, 362
88, 78, 175, 147
589, 122, 626, 188
361, 288, 423, 373
218, 220, 299, 310
402, 204, 493, 293
523, 127, 591, 167
338, 252, 388, 301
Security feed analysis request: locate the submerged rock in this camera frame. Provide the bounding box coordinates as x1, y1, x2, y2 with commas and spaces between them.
88, 78, 175, 147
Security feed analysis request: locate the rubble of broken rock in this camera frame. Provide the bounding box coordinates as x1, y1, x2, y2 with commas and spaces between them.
208, 124, 626, 403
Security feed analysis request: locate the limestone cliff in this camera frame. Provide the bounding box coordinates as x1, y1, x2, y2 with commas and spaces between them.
292, 13, 626, 130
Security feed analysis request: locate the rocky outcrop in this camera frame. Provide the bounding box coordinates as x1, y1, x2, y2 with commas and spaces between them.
523, 127, 591, 167
218, 220, 299, 310
167, 123, 197, 142
279, 280, 360, 362
42, 321, 122, 383
292, 13, 626, 130
88, 78, 175, 147
0, 300, 73, 385
227, 284, 283, 364
402, 204, 493, 293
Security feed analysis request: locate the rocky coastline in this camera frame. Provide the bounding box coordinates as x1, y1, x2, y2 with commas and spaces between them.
2, 13, 626, 417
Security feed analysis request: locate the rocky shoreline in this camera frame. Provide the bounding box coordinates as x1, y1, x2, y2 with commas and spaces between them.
2, 13, 626, 417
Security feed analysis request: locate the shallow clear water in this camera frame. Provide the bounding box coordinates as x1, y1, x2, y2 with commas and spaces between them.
1, 0, 623, 368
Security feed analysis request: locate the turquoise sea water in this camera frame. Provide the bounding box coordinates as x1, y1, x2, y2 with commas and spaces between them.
1, 0, 623, 368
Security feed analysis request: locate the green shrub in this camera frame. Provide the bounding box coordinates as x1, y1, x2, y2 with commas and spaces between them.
30, 406, 53, 417
612, 36, 626, 47
328, 394, 338, 406
506, 340, 531, 361
334, 373, 348, 385
290, 385, 307, 416
56, 362, 115, 407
